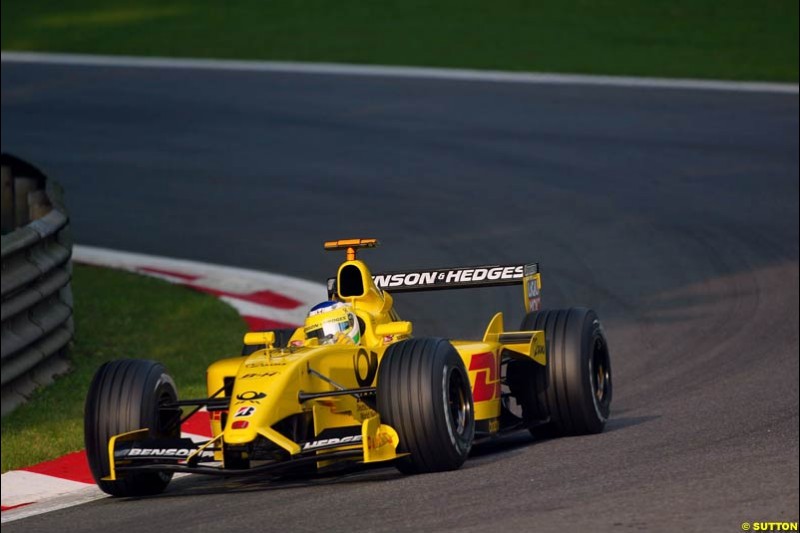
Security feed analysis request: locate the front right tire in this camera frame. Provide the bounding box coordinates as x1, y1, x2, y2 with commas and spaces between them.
377, 338, 475, 474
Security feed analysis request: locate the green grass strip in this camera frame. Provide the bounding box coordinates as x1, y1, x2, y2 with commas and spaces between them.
2, 0, 797, 81
0, 265, 246, 473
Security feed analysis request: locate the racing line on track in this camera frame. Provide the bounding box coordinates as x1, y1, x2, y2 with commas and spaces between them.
0, 246, 326, 523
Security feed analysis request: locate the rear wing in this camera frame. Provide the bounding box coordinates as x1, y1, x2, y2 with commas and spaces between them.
328, 262, 542, 312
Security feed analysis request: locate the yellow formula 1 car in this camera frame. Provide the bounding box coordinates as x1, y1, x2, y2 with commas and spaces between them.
84, 239, 612, 496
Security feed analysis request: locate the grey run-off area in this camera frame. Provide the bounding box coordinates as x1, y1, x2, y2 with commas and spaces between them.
1, 60, 798, 532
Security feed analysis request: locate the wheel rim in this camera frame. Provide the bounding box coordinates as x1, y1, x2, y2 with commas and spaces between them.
447, 370, 470, 437
156, 387, 180, 437
590, 336, 611, 408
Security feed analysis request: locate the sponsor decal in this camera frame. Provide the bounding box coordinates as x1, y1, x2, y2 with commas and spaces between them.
231, 420, 249, 429
534, 344, 545, 357
367, 431, 394, 451
355, 402, 376, 417
372, 265, 524, 289
126, 448, 214, 459
245, 360, 287, 368
469, 352, 501, 402
241, 371, 278, 379
527, 279, 540, 298
353, 349, 378, 387
525, 272, 542, 312
234, 406, 256, 418
301, 435, 362, 452
129, 447, 191, 457
235, 391, 266, 404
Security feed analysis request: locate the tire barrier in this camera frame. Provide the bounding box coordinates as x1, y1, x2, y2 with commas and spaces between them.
1, 154, 73, 418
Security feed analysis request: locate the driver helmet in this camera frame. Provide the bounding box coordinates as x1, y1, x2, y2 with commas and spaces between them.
304, 301, 360, 345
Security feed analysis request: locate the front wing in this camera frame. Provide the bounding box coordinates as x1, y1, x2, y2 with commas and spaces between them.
104, 416, 400, 480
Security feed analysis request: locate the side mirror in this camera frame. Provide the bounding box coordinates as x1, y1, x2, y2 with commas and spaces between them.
243, 331, 276, 348
374, 321, 413, 337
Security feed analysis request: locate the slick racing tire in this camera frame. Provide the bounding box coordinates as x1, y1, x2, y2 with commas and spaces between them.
84, 359, 180, 496
517, 308, 612, 436
377, 338, 475, 474
241, 327, 297, 355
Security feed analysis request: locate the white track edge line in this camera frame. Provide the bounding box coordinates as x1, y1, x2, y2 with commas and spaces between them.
1, 486, 106, 524
2, 51, 797, 94
73, 244, 327, 305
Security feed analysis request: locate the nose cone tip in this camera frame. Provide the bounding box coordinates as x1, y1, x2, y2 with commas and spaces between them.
223, 425, 258, 444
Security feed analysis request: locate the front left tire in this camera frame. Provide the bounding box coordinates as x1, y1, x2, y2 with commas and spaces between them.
84, 359, 180, 496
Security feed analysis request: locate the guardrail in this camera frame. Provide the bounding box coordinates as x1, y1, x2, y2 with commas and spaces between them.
1, 154, 74, 418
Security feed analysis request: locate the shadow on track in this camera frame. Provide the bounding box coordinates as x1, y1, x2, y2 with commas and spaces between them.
125, 414, 658, 502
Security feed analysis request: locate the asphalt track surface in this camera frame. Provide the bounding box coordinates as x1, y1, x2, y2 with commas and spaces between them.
2, 62, 798, 532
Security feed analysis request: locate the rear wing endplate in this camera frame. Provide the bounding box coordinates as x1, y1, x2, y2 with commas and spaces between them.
328, 262, 542, 312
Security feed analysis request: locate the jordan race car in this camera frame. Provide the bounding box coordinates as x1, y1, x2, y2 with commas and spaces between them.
84, 238, 612, 496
